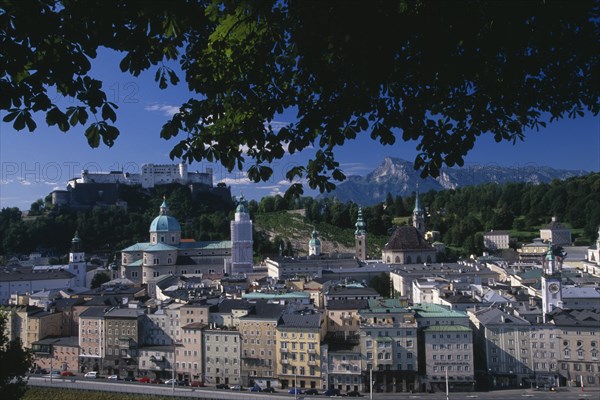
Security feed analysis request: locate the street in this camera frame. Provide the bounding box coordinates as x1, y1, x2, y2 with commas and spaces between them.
27, 376, 597, 400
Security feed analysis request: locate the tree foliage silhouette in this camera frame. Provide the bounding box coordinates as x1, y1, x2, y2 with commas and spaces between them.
2, 1, 598, 195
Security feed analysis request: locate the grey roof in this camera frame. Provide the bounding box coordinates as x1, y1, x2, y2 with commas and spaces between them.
326, 299, 370, 310
82, 296, 121, 307
104, 308, 145, 319
53, 298, 85, 311
279, 310, 322, 329
79, 307, 108, 318
471, 307, 530, 326
33, 336, 79, 347
243, 301, 286, 320
561, 286, 600, 299
548, 308, 600, 327
0, 267, 75, 282
326, 286, 380, 297
210, 299, 252, 313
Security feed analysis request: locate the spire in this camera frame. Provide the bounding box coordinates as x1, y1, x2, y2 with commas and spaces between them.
160, 196, 169, 215
355, 207, 367, 235
413, 184, 423, 213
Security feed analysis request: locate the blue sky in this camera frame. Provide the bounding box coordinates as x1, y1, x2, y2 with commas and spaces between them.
1, 48, 599, 210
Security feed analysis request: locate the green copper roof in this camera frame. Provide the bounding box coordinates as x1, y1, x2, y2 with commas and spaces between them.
355, 207, 367, 235
236, 194, 249, 213
309, 229, 321, 246
242, 291, 309, 300
411, 303, 467, 318
423, 325, 471, 333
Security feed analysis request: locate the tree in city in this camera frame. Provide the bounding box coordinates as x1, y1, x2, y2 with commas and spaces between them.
0, 312, 33, 400
2, 1, 598, 195
90, 271, 111, 289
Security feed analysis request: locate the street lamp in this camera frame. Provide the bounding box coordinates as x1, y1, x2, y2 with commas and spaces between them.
369, 368, 374, 400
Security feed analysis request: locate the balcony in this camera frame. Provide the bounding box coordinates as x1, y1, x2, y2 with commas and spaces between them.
281, 359, 289, 365
308, 360, 317, 366
308, 349, 317, 354
118, 338, 135, 349
280, 348, 288, 353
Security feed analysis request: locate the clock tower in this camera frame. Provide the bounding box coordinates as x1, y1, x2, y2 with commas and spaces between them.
541, 243, 563, 322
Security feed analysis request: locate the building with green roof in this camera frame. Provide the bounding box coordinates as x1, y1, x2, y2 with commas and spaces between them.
120, 200, 231, 285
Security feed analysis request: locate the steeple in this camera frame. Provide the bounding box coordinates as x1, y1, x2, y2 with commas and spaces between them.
159, 196, 169, 215
308, 229, 321, 256
413, 185, 425, 235
355, 207, 367, 235
355, 207, 367, 260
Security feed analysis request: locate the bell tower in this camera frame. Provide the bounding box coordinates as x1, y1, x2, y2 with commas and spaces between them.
355, 207, 367, 260
69, 231, 87, 287
541, 243, 563, 322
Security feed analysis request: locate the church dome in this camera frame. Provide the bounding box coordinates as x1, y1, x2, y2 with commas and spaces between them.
309, 229, 321, 246
149, 199, 181, 233
236, 195, 249, 214
384, 226, 430, 250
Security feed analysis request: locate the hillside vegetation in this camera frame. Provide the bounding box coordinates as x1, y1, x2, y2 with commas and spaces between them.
1, 173, 598, 261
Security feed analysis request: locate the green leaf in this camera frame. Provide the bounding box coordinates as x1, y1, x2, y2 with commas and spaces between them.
14, 113, 26, 131
2, 110, 19, 123
85, 124, 100, 148
102, 103, 116, 122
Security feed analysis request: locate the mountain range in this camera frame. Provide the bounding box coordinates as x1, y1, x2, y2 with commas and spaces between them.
325, 157, 589, 205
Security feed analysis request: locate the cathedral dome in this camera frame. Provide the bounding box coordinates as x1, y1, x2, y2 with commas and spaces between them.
149, 199, 181, 233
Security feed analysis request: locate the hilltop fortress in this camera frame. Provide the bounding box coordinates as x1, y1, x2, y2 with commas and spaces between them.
51, 163, 230, 209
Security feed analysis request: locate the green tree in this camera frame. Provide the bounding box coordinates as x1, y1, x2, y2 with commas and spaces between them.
0, 312, 33, 400
2, 1, 597, 195
369, 273, 390, 298
90, 272, 111, 289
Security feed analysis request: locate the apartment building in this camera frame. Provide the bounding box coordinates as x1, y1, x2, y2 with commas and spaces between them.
276, 309, 325, 390
239, 301, 285, 388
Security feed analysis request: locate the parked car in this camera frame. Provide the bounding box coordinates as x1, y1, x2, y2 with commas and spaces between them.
124, 375, 136, 382
107, 375, 119, 380
138, 377, 151, 383
84, 371, 98, 379
262, 387, 276, 393
305, 388, 319, 395
324, 388, 341, 397
151, 378, 164, 384
164, 378, 177, 385
216, 383, 229, 389
289, 388, 303, 395
33, 368, 48, 375
346, 391, 363, 397
178, 379, 189, 386
60, 371, 74, 377
250, 385, 262, 392
190, 381, 205, 387
230, 384, 243, 391
44, 370, 61, 378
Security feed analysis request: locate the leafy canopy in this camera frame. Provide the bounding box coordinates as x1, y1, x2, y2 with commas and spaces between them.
0, 312, 33, 400
1, 1, 598, 196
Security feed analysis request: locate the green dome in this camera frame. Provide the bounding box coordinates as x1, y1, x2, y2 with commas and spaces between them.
149, 215, 181, 232
236, 195, 248, 213
149, 198, 181, 232
309, 229, 320, 246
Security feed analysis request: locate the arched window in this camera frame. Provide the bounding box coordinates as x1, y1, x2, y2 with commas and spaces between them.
416, 256, 422, 263
427, 256, 432, 263
406, 256, 412, 264
395, 256, 400, 263
386, 256, 390, 263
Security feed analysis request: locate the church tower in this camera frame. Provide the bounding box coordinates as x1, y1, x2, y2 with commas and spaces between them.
541, 243, 563, 322
355, 207, 367, 260
308, 229, 321, 256
230, 195, 253, 274
68, 232, 86, 287
413, 187, 425, 236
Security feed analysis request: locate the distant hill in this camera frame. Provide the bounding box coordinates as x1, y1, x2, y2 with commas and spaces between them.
325, 157, 589, 205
